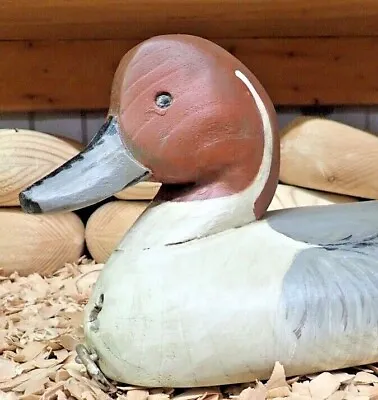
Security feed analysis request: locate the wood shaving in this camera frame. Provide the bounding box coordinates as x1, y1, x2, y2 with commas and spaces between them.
308, 372, 340, 399
354, 372, 378, 384
2, 256, 378, 399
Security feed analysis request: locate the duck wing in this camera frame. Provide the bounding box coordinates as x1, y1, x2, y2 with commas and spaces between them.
266, 200, 378, 369
267, 199, 378, 247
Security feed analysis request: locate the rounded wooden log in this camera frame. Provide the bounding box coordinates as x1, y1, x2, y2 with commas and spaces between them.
279, 117, 378, 199
268, 183, 357, 211
85, 200, 149, 263
0, 208, 85, 276
115, 181, 161, 200
0, 128, 83, 206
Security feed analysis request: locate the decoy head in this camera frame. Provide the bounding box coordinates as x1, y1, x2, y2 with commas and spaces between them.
19, 34, 279, 220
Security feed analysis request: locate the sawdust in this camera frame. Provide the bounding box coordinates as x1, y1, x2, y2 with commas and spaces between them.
1, 257, 378, 399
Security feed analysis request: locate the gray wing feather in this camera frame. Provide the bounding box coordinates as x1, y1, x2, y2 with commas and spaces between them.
267, 200, 378, 370
267, 200, 378, 246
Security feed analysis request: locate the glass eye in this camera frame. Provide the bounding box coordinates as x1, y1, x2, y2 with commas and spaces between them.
155, 92, 173, 109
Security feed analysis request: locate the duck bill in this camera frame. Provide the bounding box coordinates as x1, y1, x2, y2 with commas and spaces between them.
19, 116, 151, 214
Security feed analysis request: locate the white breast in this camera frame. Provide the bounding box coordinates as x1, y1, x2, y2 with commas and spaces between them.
83, 220, 312, 387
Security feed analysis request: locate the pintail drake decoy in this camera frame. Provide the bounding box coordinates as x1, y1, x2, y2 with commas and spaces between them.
19, 34, 378, 389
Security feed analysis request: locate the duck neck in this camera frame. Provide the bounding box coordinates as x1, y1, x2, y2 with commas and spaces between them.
122, 70, 278, 248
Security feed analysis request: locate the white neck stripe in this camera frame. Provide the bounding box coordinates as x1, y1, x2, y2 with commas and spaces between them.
234, 70, 273, 201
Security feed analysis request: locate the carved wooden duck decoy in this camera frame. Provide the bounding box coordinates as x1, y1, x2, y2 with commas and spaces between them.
19, 34, 378, 388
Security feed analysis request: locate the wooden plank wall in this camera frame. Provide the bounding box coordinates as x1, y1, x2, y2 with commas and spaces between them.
1, 1, 378, 40
1, 1, 378, 111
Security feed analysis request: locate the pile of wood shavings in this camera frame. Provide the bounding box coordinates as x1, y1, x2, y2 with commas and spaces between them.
2, 258, 378, 400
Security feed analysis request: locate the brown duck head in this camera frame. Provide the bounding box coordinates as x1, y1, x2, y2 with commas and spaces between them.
19, 34, 279, 220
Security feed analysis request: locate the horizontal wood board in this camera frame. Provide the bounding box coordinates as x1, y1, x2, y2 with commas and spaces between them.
1, 1, 378, 40
1, 38, 378, 111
